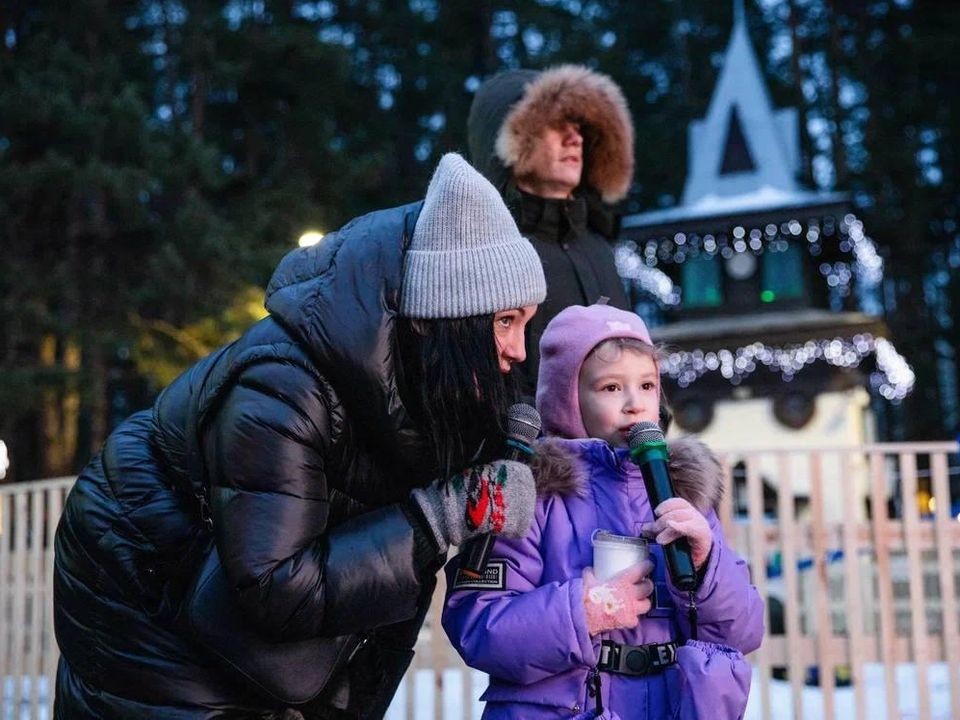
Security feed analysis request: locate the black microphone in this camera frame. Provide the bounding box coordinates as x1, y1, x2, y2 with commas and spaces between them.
460, 403, 541, 578
628, 421, 698, 592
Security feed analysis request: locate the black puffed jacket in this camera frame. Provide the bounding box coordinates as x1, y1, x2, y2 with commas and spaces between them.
53, 202, 444, 719
507, 187, 630, 394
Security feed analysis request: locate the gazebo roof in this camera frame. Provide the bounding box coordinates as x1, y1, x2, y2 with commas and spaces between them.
651, 308, 887, 349
624, 0, 843, 231
622, 188, 849, 232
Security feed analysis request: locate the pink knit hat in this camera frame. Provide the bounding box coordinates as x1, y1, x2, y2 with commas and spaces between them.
536, 303, 654, 439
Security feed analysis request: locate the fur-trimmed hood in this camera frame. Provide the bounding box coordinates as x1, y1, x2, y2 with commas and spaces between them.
531, 436, 725, 512
467, 65, 634, 204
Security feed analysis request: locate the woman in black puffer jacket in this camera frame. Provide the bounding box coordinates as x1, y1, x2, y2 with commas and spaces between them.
53, 154, 546, 719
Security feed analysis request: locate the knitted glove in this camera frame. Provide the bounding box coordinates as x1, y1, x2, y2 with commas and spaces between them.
410, 460, 535, 552
582, 561, 655, 636
641, 497, 714, 570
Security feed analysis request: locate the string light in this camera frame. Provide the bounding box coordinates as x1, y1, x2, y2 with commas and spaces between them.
619, 212, 911, 400
617, 212, 884, 307
662, 333, 915, 401
843, 214, 883, 286
615, 244, 681, 306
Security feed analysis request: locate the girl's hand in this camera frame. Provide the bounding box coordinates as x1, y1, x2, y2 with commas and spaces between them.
582, 561, 654, 636
642, 498, 713, 570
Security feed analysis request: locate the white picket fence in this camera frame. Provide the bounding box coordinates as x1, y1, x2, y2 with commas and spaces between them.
2, 442, 960, 719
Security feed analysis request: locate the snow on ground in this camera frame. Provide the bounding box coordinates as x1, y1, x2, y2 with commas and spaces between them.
5, 664, 954, 719
385, 664, 954, 720
743, 664, 954, 720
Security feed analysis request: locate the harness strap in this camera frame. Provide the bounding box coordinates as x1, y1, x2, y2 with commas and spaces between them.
597, 640, 678, 676
687, 590, 698, 641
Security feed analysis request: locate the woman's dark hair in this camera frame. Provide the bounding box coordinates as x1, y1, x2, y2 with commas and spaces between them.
395, 314, 518, 478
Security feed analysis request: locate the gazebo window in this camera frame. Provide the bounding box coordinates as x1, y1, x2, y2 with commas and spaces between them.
761, 243, 804, 302
719, 106, 756, 175
682, 253, 723, 308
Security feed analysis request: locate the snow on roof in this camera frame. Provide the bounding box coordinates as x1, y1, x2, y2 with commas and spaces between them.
623, 187, 848, 229
623, 7, 845, 230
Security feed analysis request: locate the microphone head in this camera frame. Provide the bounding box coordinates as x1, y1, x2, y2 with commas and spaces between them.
628, 421, 664, 449
507, 403, 542, 444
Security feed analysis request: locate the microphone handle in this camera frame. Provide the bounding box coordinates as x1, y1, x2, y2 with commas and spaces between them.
460, 442, 531, 578
460, 533, 496, 579
639, 457, 698, 592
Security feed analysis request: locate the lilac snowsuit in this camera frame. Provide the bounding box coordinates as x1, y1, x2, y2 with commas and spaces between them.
442, 438, 764, 719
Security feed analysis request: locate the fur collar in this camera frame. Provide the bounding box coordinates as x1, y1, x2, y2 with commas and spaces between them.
495, 65, 634, 204
531, 436, 724, 512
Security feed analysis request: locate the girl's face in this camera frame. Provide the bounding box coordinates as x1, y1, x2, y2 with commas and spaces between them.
493, 305, 538, 373
578, 348, 660, 447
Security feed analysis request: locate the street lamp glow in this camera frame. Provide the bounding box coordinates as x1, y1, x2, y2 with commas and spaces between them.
298, 231, 324, 247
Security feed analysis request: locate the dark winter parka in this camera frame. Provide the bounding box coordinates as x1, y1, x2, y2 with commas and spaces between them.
467, 66, 634, 393
53, 202, 445, 719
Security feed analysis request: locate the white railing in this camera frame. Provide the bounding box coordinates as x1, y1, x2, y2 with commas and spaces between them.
2, 443, 959, 719
713, 442, 960, 720
0, 476, 72, 719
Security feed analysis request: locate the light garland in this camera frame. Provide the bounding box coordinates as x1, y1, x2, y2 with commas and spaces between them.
662, 333, 915, 401
615, 245, 681, 306
618, 212, 884, 308
845, 216, 884, 286
872, 338, 916, 401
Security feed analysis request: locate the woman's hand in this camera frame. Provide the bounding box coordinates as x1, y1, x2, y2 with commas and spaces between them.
410, 459, 535, 551
642, 497, 713, 570
582, 561, 655, 636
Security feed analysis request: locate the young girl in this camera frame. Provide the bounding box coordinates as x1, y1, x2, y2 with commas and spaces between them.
442, 303, 764, 719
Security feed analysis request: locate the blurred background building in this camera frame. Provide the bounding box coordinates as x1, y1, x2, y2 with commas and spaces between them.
617, 3, 917, 519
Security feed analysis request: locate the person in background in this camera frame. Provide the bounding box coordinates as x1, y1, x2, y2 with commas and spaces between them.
443, 303, 763, 719
52, 154, 547, 719
467, 65, 634, 394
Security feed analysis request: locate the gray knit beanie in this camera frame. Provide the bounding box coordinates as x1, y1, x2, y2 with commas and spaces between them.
400, 153, 547, 319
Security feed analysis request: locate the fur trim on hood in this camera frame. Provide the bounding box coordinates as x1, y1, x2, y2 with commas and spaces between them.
532, 437, 589, 498
664, 436, 725, 512
532, 436, 724, 513
468, 65, 634, 204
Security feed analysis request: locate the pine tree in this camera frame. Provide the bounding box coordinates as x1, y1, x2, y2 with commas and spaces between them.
0, 1, 252, 477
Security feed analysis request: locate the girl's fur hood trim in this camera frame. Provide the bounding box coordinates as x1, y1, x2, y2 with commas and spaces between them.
495, 65, 634, 204
531, 436, 724, 512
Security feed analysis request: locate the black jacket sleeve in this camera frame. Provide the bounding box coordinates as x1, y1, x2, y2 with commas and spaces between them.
205, 361, 437, 640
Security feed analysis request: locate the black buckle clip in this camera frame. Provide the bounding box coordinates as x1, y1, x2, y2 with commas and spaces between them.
597, 640, 678, 676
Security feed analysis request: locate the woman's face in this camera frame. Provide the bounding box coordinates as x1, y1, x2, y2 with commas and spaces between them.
493, 305, 538, 373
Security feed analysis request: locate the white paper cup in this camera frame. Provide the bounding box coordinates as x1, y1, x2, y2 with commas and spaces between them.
591, 529, 648, 582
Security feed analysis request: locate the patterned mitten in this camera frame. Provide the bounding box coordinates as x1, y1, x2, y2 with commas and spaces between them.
410, 460, 535, 552
582, 562, 655, 636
